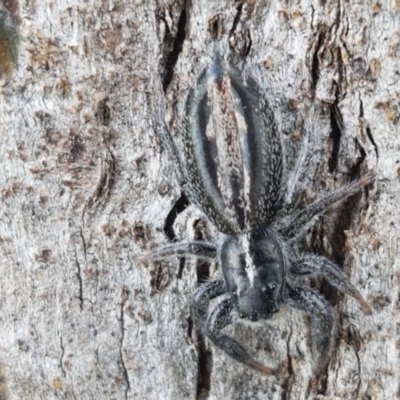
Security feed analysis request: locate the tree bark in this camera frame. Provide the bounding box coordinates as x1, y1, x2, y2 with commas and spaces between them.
0, 1, 398, 399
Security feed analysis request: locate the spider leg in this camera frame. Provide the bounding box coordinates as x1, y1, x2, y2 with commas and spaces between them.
135, 241, 217, 262
280, 172, 374, 239
283, 108, 319, 208
286, 285, 333, 373
191, 279, 227, 326
290, 254, 371, 313
152, 76, 186, 182
205, 298, 275, 375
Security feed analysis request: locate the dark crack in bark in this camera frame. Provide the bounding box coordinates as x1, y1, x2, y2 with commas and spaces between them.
310, 32, 323, 89
192, 218, 213, 400
194, 258, 213, 400
281, 326, 294, 400
328, 102, 343, 173
163, 192, 189, 242
59, 337, 66, 378
229, 2, 243, 39
162, 4, 188, 91
195, 344, 212, 400
75, 252, 84, 311
366, 126, 379, 159
79, 229, 87, 262
119, 290, 130, 400
353, 138, 367, 176
354, 348, 362, 399
228, 2, 252, 60
359, 99, 379, 160
164, 192, 189, 279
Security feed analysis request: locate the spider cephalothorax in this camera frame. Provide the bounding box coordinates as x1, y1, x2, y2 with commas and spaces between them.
142, 52, 373, 375
220, 231, 286, 321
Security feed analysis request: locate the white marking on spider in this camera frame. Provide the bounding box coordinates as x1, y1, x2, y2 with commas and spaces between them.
241, 233, 256, 287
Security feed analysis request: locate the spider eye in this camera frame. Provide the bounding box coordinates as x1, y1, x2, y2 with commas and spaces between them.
269, 283, 277, 292
232, 290, 237, 297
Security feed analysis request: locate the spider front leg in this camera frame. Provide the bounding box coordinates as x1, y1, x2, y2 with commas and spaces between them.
286, 285, 333, 373
191, 278, 227, 325
290, 254, 371, 313
204, 299, 275, 375
135, 241, 217, 262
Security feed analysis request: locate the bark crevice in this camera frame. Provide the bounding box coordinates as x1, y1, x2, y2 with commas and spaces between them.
119, 291, 130, 400
75, 255, 84, 311
162, 5, 188, 92
328, 102, 343, 174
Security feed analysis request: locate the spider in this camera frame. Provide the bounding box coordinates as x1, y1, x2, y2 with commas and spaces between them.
140, 54, 373, 375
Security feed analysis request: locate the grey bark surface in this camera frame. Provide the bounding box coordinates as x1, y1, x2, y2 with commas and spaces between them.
0, 1, 399, 399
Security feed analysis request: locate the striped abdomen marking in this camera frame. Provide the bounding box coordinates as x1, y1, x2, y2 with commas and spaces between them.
183, 57, 283, 234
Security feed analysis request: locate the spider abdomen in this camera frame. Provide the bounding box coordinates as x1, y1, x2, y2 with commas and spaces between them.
182, 56, 283, 234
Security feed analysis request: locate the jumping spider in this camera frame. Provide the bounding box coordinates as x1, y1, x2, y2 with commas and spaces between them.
141, 54, 373, 375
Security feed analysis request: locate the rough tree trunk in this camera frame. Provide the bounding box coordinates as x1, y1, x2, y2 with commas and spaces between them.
0, 1, 398, 399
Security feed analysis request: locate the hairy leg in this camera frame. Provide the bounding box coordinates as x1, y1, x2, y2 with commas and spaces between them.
283, 108, 321, 208
135, 241, 217, 262
205, 299, 275, 375
290, 254, 370, 313
152, 76, 186, 182
286, 285, 333, 373
280, 172, 374, 239
191, 278, 227, 324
